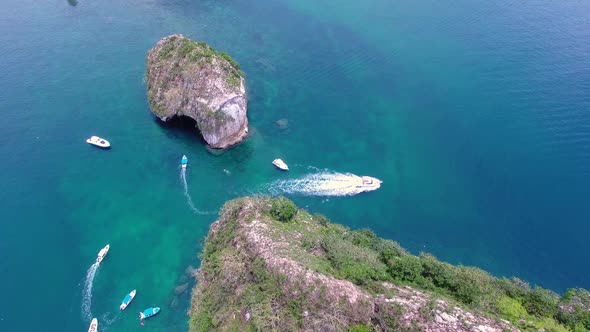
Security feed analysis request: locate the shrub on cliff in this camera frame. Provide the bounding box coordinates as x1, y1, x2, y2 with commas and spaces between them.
270, 197, 297, 222
523, 287, 559, 318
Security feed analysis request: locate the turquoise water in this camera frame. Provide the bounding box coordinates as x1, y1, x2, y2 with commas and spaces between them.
1, 0, 590, 330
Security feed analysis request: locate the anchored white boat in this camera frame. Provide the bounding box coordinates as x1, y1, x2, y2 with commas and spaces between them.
355, 176, 382, 191
272, 159, 289, 171
96, 244, 110, 264
120, 289, 136, 310
88, 318, 98, 332
86, 136, 110, 149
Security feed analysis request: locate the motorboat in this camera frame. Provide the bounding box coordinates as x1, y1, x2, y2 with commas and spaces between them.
355, 176, 382, 191
181, 155, 188, 169
96, 244, 110, 264
139, 307, 161, 320
120, 289, 136, 310
86, 136, 110, 149
88, 318, 98, 332
272, 159, 289, 171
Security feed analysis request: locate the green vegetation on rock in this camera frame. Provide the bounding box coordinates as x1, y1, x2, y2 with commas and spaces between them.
156, 36, 243, 88
189, 197, 590, 331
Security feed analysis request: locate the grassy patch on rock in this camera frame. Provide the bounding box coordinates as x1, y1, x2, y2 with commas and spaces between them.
158, 36, 243, 85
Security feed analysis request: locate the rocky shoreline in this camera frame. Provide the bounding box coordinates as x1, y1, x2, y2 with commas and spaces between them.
189, 197, 590, 332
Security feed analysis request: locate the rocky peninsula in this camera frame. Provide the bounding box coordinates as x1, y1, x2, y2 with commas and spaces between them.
146, 35, 248, 149
189, 196, 590, 332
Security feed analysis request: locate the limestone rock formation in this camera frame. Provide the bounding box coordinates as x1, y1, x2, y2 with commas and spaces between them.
146, 34, 248, 149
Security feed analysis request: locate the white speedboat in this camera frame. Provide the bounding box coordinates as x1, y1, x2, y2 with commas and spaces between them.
86, 136, 110, 148
120, 289, 136, 310
181, 155, 188, 169
272, 159, 289, 171
355, 176, 382, 191
96, 244, 110, 264
88, 318, 98, 332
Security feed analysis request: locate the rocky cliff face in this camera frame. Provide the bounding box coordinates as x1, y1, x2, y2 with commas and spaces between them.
189, 197, 527, 332
146, 35, 248, 149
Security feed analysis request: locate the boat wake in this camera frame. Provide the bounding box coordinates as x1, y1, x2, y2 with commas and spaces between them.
180, 168, 215, 215
100, 311, 118, 326
81, 262, 99, 321
266, 171, 381, 197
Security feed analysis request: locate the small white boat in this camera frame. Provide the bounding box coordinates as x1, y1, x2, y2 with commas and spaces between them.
120, 289, 136, 310
181, 155, 188, 169
355, 176, 382, 191
86, 136, 110, 148
140, 307, 161, 320
96, 244, 110, 264
272, 159, 289, 171
88, 318, 98, 332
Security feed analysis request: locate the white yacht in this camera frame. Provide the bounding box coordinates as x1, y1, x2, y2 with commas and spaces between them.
96, 244, 110, 264
355, 176, 382, 191
86, 136, 110, 148
87, 318, 98, 332
272, 159, 289, 171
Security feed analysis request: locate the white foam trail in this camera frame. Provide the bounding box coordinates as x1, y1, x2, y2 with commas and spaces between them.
266, 171, 380, 197
181, 168, 215, 215
101, 311, 118, 326
81, 262, 99, 321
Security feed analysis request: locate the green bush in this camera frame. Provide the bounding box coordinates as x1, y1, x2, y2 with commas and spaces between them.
338, 261, 381, 285
452, 266, 494, 306
218, 51, 241, 70
347, 323, 373, 332
572, 323, 590, 332
352, 229, 378, 248
523, 287, 559, 318
158, 39, 177, 59
557, 289, 590, 330
312, 213, 330, 227
388, 255, 423, 283
537, 317, 570, 332
270, 197, 297, 222
497, 296, 528, 323
190, 310, 213, 332
375, 239, 405, 264
179, 39, 197, 57
420, 254, 457, 291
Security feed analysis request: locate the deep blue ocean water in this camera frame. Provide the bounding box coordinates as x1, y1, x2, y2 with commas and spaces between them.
1, 0, 590, 330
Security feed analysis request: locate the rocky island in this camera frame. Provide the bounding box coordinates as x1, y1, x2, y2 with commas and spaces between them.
146, 35, 248, 149
189, 196, 590, 332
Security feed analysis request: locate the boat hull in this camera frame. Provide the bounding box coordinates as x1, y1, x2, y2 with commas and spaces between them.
120, 289, 136, 310
86, 136, 110, 149
355, 176, 382, 192
88, 318, 98, 332
140, 307, 161, 320
96, 244, 110, 264
272, 159, 289, 171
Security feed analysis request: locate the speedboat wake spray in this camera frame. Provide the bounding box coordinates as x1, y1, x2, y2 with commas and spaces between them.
267, 171, 382, 197
180, 155, 215, 215
82, 244, 109, 321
